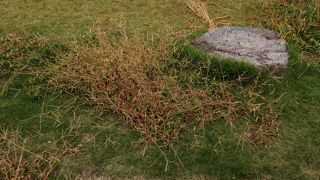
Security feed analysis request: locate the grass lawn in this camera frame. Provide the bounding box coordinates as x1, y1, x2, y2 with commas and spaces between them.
1, 0, 320, 179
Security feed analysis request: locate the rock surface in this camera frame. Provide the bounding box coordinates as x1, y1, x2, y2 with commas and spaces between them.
193, 26, 289, 72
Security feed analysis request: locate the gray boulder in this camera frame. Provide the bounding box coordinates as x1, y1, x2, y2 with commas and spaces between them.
193, 26, 289, 72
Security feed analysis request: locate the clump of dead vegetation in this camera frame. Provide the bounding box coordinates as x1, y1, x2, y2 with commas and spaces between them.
46, 25, 278, 146
260, 0, 320, 59
186, 0, 214, 29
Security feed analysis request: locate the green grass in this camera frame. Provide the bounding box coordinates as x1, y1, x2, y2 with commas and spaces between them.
172, 30, 262, 81
1, 0, 320, 179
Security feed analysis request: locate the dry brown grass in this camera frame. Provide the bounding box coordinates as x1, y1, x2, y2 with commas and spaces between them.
0, 129, 56, 179
0, 128, 82, 179
0, 24, 279, 147
185, 0, 214, 29
260, 0, 320, 59
47, 25, 278, 146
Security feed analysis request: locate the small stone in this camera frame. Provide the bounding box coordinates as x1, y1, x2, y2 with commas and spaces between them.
193, 26, 289, 72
